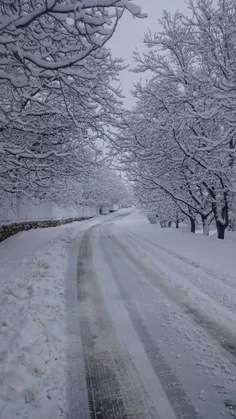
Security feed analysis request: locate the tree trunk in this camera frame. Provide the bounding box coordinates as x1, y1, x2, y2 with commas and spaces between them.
202, 216, 209, 236
175, 219, 179, 229
228, 218, 235, 231
216, 221, 226, 240
190, 218, 196, 233
232, 219, 236, 232
168, 221, 172, 228
211, 192, 229, 240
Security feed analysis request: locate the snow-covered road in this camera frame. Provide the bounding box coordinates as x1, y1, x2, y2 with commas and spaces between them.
1, 211, 236, 419
70, 212, 236, 419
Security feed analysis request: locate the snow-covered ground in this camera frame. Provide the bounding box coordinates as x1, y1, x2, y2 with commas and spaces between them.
0, 213, 126, 419
1, 210, 236, 419
0, 223, 79, 419
74, 211, 236, 418
107, 213, 236, 418
118, 212, 236, 284
112, 213, 236, 344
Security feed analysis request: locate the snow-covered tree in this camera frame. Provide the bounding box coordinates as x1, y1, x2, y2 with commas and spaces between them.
0, 47, 124, 198
81, 166, 130, 209
0, 1, 146, 201
112, 0, 236, 239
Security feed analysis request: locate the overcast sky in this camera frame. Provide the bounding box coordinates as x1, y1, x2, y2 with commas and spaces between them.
108, 0, 189, 108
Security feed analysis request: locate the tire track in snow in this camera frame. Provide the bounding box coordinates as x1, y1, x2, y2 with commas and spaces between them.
77, 228, 159, 418
108, 228, 236, 368
66, 212, 132, 419
101, 231, 199, 419
124, 230, 236, 316
66, 237, 90, 419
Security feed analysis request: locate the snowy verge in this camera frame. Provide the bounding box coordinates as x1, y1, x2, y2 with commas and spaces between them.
0, 233, 73, 419
0, 219, 95, 419
117, 212, 236, 285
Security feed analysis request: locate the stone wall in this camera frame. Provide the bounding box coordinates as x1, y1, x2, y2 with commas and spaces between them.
0, 195, 99, 242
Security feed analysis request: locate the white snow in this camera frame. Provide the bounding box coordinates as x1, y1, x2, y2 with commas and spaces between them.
0, 211, 128, 419
113, 213, 236, 331
0, 228, 74, 419
117, 211, 236, 284
109, 211, 236, 417
2, 209, 236, 418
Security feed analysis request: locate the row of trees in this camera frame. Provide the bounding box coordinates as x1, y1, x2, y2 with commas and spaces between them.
112, 0, 236, 239
0, 1, 143, 208
49, 165, 132, 210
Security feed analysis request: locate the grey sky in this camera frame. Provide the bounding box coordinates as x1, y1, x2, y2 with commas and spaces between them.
108, 0, 189, 108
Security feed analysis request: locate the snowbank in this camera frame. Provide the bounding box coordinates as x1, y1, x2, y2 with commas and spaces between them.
0, 236, 70, 418
120, 212, 236, 284
0, 219, 94, 419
